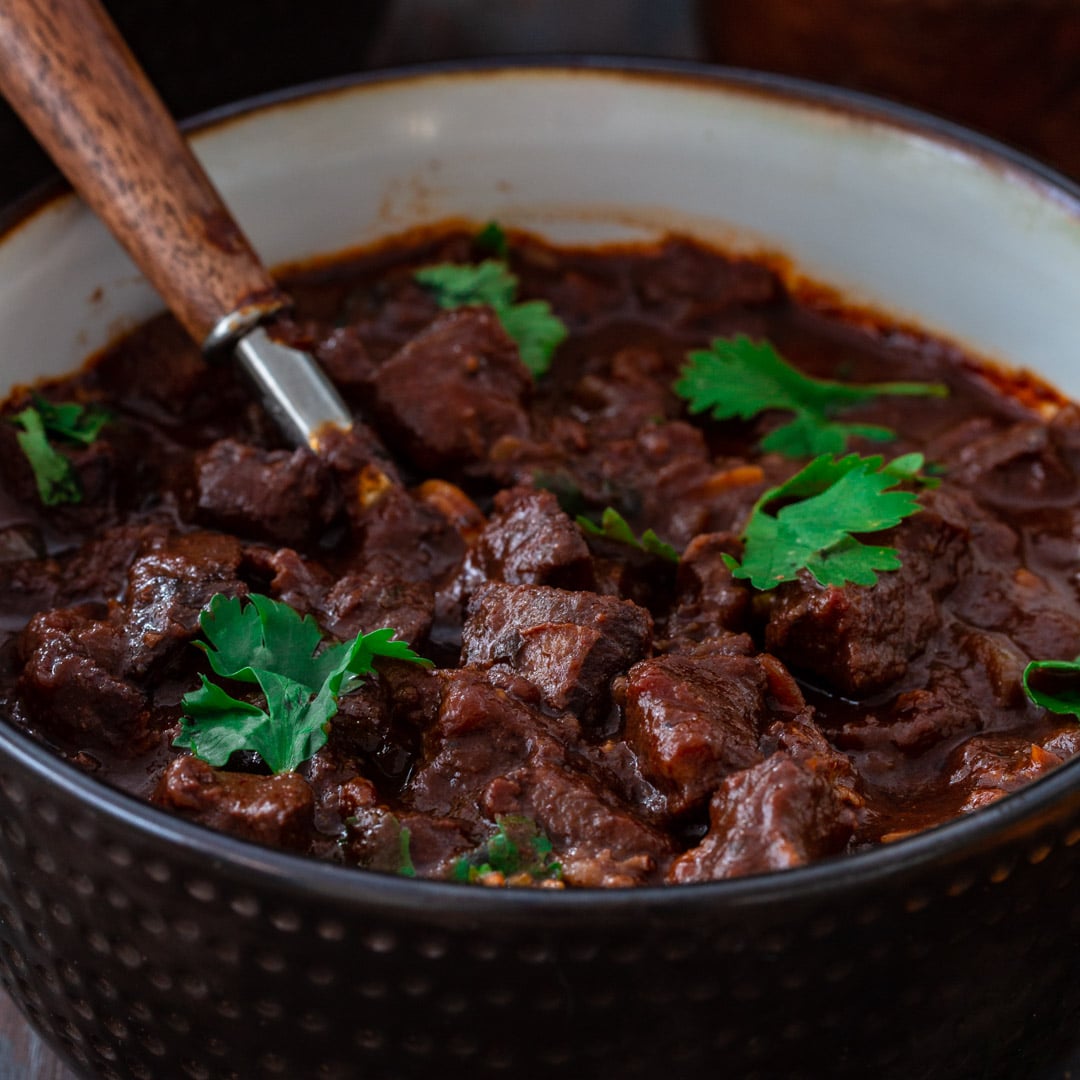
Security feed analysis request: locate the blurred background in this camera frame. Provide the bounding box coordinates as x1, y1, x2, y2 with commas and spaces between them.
2, 0, 1079, 209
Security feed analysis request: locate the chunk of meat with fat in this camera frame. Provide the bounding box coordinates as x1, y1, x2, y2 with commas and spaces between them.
462, 582, 652, 723
17, 605, 152, 755
153, 756, 315, 851
124, 530, 248, 676
482, 761, 674, 887
948, 730, 1077, 812
461, 486, 593, 593
669, 752, 858, 883
195, 438, 343, 546
765, 490, 969, 696
371, 308, 532, 477
623, 651, 768, 816
408, 670, 573, 819
663, 531, 750, 645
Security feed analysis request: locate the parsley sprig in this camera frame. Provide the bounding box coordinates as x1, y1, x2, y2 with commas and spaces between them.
414, 259, 567, 377
452, 816, 562, 886
674, 335, 947, 458
577, 507, 679, 564
1022, 657, 1080, 717
176, 593, 431, 774
724, 452, 929, 590
11, 394, 111, 506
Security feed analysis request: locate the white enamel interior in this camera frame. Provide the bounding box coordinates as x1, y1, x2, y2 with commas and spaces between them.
2, 67, 1079, 397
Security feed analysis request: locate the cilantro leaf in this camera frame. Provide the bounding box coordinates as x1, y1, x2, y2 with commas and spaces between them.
414, 260, 517, 309
496, 300, 568, 378
31, 393, 111, 444
1022, 657, 1080, 716
674, 335, 947, 458
474, 220, 509, 258
414, 259, 567, 377
576, 507, 680, 564
176, 593, 432, 774
397, 825, 417, 878
10, 396, 112, 506
13, 408, 82, 506
451, 816, 562, 886
725, 452, 925, 590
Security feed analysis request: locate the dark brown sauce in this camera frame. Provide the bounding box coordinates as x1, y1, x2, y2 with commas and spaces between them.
1, 227, 1078, 886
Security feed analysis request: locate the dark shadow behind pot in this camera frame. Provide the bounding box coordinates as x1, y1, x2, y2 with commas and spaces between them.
0, 723, 1077, 1080
0, 0, 389, 206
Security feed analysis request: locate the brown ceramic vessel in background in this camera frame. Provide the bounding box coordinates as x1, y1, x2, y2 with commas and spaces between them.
701, 0, 1080, 177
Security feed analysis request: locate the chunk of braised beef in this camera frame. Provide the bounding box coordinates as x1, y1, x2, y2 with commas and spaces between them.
662, 531, 750, 646
194, 439, 343, 547
765, 492, 968, 696
314, 420, 402, 488
944, 420, 1079, 509
668, 753, 857, 883
124, 530, 247, 677
462, 582, 652, 723
371, 308, 532, 477
461, 486, 593, 594
352, 485, 466, 584
313, 324, 380, 390
838, 623, 1037, 772
327, 664, 427, 791
839, 669, 983, 761
324, 571, 435, 648
482, 761, 674, 887
407, 669, 573, 820
623, 652, 768, 816
947, 733, 1072, 812
243, 546, 333, 617
17, 604, 152, 755
153, 756, 314, 851
300, 745, 372, 836
760, 718, 864, 818
344, 791, 477, 879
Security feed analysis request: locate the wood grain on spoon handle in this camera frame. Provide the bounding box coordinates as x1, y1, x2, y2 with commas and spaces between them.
0, 0, 289, 347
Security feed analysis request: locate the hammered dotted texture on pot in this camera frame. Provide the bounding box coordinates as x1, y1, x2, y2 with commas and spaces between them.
0, 751, 1079, 1080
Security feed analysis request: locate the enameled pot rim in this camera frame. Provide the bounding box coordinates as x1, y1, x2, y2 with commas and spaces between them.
2, 57, 1079, 914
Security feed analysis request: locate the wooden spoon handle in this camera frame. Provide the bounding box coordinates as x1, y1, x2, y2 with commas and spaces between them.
0, 0, 289, 347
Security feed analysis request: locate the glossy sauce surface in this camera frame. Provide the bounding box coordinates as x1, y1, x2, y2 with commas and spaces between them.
1, 229, 1077, 886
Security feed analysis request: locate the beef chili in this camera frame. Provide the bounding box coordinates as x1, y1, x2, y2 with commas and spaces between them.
1, 224, 1079, 889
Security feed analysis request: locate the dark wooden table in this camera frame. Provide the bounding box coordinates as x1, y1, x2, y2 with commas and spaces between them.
0, 989, 77, 1079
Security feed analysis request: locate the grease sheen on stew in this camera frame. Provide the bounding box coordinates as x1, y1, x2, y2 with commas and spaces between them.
1, 228, 1078, 888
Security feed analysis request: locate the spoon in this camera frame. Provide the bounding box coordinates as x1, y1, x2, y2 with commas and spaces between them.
0, 0, 353, 451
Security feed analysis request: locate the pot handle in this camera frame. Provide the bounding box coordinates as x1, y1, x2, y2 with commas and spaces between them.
0, 0, 290, 349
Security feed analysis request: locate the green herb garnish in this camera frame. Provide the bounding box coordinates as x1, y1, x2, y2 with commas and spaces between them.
577, 507, 679, 564
11, 395, 111, 506
474, 220, 509, 258
397, 825, 417, 878
176, 593, 431, 774
674, 335, 947, 458
452, 816, 562, 885
1022, 657, 1080, 716
724, 452, 928, 590
414, 259, 567, 377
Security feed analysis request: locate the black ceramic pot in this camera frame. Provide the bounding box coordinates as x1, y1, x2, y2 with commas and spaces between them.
0, 63, 1078, 1080
1, 724, 1078, 1079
